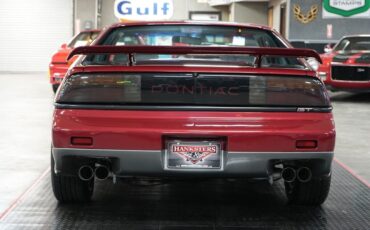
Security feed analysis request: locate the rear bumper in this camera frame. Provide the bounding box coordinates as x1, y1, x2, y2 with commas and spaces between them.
325, 83, 370, 92
52, 148, 333, 179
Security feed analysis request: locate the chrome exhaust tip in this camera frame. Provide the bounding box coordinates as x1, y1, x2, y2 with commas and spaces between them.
297, 167, 312, 183
282, 167, 297, 183
94, 165, 110, 180
78, 165, 94, 181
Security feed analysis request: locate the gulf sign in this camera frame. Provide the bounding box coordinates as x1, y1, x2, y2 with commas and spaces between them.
114, 0, 174, 21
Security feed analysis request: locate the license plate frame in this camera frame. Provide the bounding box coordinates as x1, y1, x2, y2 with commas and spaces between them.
164, 140, 223, 171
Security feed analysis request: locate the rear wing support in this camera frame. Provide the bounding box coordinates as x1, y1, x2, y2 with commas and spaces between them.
67, 45, 322, 67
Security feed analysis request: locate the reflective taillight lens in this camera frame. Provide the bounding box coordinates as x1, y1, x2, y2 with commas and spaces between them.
296, 140, 317, 149
71, 137, 93, 146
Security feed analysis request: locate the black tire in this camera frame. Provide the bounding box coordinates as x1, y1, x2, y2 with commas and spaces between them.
52, 84, 59, 93
285, 174, 331, 206
51, 154, 94, 203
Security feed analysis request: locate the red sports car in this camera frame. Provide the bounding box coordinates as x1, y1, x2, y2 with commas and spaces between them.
51, 21, 335, 205
319, 35, 370, 92
49, 30, 101, 92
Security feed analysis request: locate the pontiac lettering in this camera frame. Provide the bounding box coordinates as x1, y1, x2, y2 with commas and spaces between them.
151, 84, 240, 96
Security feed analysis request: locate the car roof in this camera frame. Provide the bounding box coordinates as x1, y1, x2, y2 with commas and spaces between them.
109, 20, 273, 31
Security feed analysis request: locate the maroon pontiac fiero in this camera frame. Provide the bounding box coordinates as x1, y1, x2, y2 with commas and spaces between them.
51, 21, 335, 205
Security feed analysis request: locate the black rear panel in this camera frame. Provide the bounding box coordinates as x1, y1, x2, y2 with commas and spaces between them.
56, 73, 330, 108
331, 65, 370, 81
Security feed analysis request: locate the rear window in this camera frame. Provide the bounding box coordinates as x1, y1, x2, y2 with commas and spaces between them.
102, 25, 282, 47
56, 73, 330, 108
83, 25, 303, 68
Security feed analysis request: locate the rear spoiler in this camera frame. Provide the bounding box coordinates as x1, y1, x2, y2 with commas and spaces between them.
67, 45, 322, 66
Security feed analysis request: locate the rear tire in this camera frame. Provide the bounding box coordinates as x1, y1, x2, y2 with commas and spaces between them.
285, 174, 331, 206
51, 154, 94, 203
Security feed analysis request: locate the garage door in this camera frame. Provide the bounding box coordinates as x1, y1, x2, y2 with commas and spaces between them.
0, 0, 73, 72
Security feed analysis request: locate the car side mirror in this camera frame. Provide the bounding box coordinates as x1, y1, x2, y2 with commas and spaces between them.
60, 43, 68, 49
324, 44, 333, 53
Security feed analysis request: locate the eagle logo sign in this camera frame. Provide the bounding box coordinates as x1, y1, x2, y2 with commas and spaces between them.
293, 4, 319, 24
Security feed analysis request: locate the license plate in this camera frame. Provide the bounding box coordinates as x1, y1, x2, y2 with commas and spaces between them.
165, 140, 222, 170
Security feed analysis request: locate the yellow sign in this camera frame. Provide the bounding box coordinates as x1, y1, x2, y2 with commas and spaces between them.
293, 4, 318, 24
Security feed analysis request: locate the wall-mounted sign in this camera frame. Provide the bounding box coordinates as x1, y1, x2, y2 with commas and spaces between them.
293, 4, 319, 24
323, 0, 370, 18
114, 0, 174, 21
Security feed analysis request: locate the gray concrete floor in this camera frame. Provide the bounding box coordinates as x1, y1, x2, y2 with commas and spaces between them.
330, 92, 370, 182
0, 73, 53, 213
0, 73, 369, 215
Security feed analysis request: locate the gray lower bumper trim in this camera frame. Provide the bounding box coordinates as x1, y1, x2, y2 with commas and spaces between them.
52, 148, 333, 178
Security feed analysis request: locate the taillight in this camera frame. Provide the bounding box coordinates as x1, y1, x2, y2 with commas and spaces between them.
71, 137, 93, 146
296, 140, 317, 149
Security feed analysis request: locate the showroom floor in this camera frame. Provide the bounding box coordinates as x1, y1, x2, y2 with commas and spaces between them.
0, 73, 369, 229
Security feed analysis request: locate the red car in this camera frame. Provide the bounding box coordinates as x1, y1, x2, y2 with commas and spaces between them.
51, 21, 335, 205
319, 35, 370, 92
49, 30, 101, 92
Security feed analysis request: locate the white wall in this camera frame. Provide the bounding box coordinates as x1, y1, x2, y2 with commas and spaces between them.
268, 0, 287, 32
230, 1, 268, 24
172, 0, 229, 21
75, 0, 97, 32
0, 0, 73, 72
101, 0, 116, 28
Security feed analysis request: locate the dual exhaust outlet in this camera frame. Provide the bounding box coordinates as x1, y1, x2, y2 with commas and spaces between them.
79, 164, 312, 183
78, 164, 110, 181
281, 166, 312, 183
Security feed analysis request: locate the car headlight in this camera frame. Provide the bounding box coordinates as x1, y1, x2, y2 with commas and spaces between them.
306, 57, 319, 71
